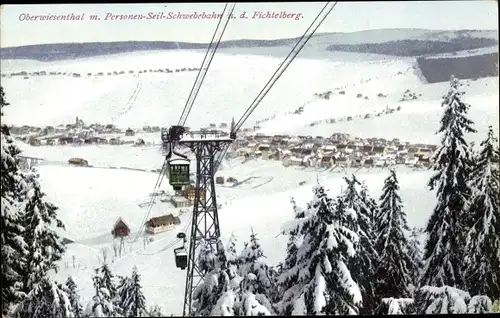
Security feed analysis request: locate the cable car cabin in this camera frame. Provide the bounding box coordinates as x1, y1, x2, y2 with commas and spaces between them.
166, 155, 190, 191
174, 246, 188, 269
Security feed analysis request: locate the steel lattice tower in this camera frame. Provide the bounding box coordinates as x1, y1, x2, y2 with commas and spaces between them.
164, 130, 233, 316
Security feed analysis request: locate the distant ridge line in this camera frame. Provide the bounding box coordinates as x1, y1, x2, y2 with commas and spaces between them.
0, 29, 497, 61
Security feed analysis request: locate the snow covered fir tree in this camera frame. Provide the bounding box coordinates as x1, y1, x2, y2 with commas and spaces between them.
374, 169, 414, 300
277, 185, 362, 315
1, 86, 68, 317
19, 170, 66, 295
237, 229, 275, 315
115, 266, 148, 317
463, 125, 500, 300
342, 175, 378, 314
422, 75, 477, 289
1, 86, 29, 314
65, 276, 84, 318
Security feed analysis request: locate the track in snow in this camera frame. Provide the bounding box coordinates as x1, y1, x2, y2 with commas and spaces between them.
111, 74, 142, 123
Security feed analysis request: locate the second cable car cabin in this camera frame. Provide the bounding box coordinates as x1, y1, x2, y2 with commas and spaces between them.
166, 153, 190, 191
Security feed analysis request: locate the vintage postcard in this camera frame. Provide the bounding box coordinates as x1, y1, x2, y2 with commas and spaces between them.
1, 2, 498, 317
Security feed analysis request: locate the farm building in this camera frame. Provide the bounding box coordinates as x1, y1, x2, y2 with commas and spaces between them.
183, 185, 206, 202
216, 176, 225, 185
68, 158, 88, 166
320, 154, 336, 168
171, 196, 191, 208
111, 217, 130, 237
125, 128, 135, 136
146, 214, 176, 234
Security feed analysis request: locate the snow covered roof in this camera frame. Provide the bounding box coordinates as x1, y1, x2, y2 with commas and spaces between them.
113, 217, 130, 230
168, 152, 190, 165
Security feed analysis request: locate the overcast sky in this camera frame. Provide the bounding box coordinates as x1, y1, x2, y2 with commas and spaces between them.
0, 1, 498, 47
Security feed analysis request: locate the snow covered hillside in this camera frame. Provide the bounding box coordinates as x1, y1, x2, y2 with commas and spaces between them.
2, 49, 498, 138
41, 161, 435, 315
1, 46, 498, 315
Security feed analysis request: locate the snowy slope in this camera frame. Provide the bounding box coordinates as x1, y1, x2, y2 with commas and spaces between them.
258, 77, 499, 145
1, 51, 414, 128
0, 51, 420, 128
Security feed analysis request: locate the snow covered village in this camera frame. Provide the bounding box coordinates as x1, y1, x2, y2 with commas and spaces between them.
1, 2, 499, 317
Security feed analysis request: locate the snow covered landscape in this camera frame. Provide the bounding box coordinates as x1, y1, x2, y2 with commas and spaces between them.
1, 16, 499, 317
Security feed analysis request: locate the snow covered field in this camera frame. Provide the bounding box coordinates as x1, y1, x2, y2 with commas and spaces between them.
1, 47, 498, 315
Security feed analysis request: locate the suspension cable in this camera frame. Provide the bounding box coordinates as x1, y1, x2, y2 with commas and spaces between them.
126, 159, 168, 243
137, 214, 193, 255
213, 2, 337, 173
178, 3, 236, 127
231, 2, 337, 134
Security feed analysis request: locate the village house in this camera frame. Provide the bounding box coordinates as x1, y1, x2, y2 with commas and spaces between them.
28, 137, 41, 146
111, 217, 130, 237
68, 158, 88, 166
125, 128, 135, 136
84, 136, 108, 145
183, 185, 206, 202
146, 214, 177, 234
290, 155, 304, 166
257, 144, 271, 159
254, 134, 271, 142
320, 153, 336, 168
216, 176, 225, 185
171, 196, 191, 208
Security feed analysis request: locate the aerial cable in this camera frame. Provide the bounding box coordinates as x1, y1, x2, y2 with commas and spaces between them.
177, 3, 225, 125
214, 2, 337, 172
126, 158, 168, 243
232, 2, 337, 134
178, 3, 236, 126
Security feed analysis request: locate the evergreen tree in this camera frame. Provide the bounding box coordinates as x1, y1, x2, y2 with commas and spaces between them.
147, 305, 164, 317
376, 297, 414, 315
279, 186, 362, 315
85, 268, 116, 317
1, 86, 28, 312
274, 197, 306, 309
20, 171, 66, 294
115, 275, 131, 316
343, 175, 378, 314
192, 240, 241, 315
15, 277, 73, 318
422, 76, 477, 289
467, 295, 493, 313
464, 126, 500, 299
414, 285, 470, 314
237, 229, 275, 315
116, 266, 147, 317
407, 227, 424, 293
374, 169, 414, 300
226, 232, 239, 267
97, 263, 118, 301
360, 181, 379, 226
65, 276, 83, 318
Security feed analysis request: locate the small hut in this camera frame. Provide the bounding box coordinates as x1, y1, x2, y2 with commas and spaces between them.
215, 176, 225, 185
111, 217, 130, 238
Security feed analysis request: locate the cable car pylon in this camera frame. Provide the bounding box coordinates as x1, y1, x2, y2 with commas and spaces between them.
162, 126, 234, 316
